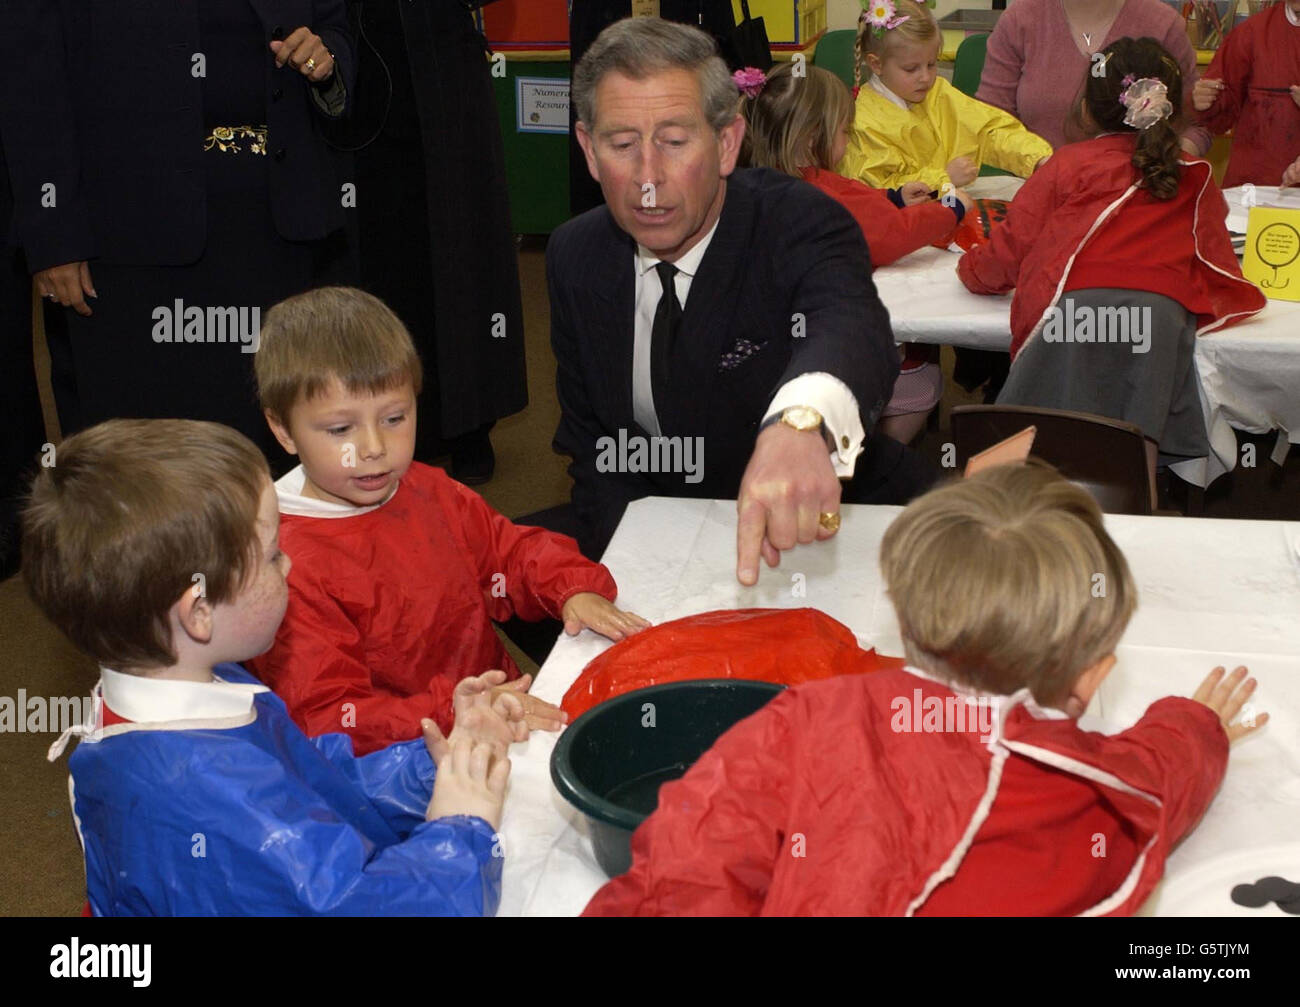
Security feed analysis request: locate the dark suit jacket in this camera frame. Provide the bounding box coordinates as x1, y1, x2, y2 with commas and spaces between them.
0, 0, 354, 273
549, 167, 900, 557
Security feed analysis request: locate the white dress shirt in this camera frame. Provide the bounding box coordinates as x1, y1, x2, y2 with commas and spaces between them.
632, 222, 866, 477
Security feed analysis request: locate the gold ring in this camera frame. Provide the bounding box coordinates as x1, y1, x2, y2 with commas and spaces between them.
304, 57, 317, 72
818, 511, 841, 533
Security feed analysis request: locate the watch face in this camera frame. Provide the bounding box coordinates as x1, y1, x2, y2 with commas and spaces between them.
783, 406, 823, 431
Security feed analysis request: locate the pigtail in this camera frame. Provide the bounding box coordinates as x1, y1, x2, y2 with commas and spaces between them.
1132, 117, 1181, 201
853, 20, 867, 90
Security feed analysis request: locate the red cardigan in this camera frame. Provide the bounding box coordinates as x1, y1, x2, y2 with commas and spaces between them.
1197, 3, 1300, 188
957, 134, 1264, 360
584, 668, 1229, 916
800, 166, 959, 267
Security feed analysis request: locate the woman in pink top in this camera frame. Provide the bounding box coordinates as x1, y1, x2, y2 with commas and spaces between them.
976, 0, 1210, 154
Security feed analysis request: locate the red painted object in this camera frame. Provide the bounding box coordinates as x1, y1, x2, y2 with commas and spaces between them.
933, 197, 1011, 252
481, 0, 569, 46
561, 607, 904, 719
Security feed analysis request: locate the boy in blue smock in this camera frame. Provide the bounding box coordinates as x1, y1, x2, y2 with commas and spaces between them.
27, 418, 522, 916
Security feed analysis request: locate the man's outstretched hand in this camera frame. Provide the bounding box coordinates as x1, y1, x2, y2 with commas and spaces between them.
736, 422, 841, 586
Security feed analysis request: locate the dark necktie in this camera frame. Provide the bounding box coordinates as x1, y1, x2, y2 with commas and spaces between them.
650, 261, 682, 425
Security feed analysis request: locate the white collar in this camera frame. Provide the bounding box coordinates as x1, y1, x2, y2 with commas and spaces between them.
902, 664, 1070, 721
47, 667, 267, 760
1288, 4, 1300, 27
275, 463, 399, 519
869, 74, 912, 111
634, 215, 721, 280
100, 666, 267, 723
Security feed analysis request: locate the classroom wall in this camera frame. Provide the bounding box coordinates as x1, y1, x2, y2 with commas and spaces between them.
826, 0, 992, 32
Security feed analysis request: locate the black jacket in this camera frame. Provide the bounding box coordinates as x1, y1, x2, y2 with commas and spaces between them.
548, 167, 900, 556
0, 0, 354, 272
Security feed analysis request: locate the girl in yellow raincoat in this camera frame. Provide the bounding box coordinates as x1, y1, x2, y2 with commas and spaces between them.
840, 0, 1053, 193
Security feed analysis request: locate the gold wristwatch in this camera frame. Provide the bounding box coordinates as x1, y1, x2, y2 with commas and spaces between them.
763, 405, 840, 452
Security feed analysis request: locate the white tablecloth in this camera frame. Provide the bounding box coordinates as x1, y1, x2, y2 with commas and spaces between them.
498, 496, 1300, 916
871, 179, 1300, 486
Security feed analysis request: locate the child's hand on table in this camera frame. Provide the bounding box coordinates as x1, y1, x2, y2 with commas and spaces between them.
1192, 78, 1224, 112
491, 672, 568, 734
561, 591, 651, 642
899, 181, 933, 206
946, 156, 977, 187
419, 670, 528, 768
1191, 665, 1269, 743
426, 733, 510, 829
1283, 156, 1300, 188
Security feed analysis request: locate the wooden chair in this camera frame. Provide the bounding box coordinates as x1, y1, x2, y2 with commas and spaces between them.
949, 404, 1156, 514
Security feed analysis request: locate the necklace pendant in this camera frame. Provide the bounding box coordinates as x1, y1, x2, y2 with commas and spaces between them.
1083, 31, 1092, 47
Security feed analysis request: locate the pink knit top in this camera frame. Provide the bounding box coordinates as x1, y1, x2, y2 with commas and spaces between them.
975, 0, 1211, 153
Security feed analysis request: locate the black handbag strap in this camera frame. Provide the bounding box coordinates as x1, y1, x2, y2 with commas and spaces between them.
739, 0, 753, 22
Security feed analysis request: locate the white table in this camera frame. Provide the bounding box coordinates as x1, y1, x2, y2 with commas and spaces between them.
498, 496, 1300, 916
871, 179, 1300, 487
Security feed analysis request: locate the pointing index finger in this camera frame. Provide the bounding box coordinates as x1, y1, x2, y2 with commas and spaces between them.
737, 496, 768, 586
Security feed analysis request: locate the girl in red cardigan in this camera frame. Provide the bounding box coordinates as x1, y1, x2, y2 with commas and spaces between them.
959, 37, 1263, 471
737, 62, 970, 444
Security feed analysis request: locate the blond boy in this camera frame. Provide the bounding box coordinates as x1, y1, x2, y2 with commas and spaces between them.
586, 464, 1265, 915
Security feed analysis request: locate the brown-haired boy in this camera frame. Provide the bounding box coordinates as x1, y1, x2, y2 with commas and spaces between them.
248, 286, 648, 755
28, 419, 519, 915
585, 463, 1266, 916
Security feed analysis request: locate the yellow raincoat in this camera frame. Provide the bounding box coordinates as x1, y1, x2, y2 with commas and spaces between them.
837, 76, 1053, 191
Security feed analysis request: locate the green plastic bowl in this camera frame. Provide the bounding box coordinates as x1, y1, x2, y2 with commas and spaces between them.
550, 679, 785, 878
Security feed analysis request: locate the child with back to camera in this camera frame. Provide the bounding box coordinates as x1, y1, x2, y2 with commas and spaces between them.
584, 462, 1267, 916
28, 419, 519, 915
738, 60, 971, 444
838, 0, 1053, 192
958, 37, 1265, 482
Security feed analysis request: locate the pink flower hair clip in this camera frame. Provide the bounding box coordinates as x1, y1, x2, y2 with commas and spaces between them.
1118, 76, 1173, 130
860, 0, 910, 38
733, 67, 767, 99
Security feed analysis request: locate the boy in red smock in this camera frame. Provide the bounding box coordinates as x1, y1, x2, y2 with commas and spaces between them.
248, 287, 649, 756
584, 463, 1267, 916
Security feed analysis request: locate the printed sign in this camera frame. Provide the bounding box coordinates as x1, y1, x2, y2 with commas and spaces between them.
517, 77, 569, 134
1241, 207, 1300, 302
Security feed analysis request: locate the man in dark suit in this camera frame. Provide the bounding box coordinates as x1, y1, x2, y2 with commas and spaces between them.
550, 17, 936, 584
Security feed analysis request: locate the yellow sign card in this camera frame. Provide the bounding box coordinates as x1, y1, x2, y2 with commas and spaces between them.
1242, 206, 1300, 302
631, 0, 661, 17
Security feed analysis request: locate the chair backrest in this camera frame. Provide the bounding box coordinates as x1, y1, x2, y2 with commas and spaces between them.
951, 32, 989, 97
949, 405, 1153, 515
814, 28, 859, 90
